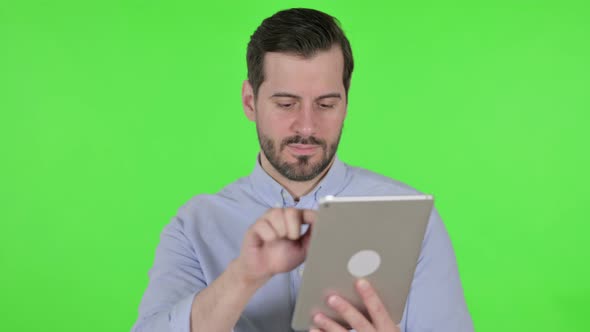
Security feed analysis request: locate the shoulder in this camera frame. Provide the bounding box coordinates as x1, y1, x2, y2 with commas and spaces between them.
172, 175, 263, 231
342, 162, 423, 196
179, 176, 252, 212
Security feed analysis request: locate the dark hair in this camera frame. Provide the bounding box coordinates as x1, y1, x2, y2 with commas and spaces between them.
246, 8, 354, 99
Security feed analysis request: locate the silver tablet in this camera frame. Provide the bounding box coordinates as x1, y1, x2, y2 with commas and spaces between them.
291, 195, 434, 331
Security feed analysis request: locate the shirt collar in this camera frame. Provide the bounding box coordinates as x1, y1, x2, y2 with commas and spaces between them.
249, 153, 348, 208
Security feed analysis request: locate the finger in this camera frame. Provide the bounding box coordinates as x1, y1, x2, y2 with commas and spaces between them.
253, 218, 278, 243
298, 209, 317, 245
300, 223, 313, 251
326, 295, 375, 332
267, 209, 287, 238
312, 312, 348, 332
284, 208, 302, 240
302, 209, 317, 225
356, 279, 397, 330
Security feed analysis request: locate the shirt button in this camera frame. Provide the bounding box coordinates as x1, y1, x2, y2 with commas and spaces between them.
298, 266, 305, 277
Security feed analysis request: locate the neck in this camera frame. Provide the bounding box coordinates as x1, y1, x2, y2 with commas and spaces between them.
259, 153, 335, 201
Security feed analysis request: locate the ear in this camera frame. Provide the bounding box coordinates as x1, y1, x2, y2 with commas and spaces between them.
343, 94, 349, 120
242, 80, 256, 122
344, 81, 351, 118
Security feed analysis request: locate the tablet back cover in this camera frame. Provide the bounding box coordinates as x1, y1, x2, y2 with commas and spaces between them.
291, 195, 433, 330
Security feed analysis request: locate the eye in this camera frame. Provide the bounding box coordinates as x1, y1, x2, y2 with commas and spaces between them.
319, 103, 335, 109
278, 103, 293, 108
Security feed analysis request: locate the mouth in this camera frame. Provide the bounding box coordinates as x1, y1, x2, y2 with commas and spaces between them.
286, 144, 320, 156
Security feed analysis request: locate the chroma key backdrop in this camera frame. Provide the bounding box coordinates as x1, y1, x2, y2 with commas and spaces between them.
0, 1, 588, 331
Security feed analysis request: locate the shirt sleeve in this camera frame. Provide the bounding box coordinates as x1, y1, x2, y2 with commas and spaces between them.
131, 215, 207, 332
400, 208, 474, 332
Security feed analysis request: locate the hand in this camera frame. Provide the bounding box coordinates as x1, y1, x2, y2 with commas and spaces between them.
235, 208, 316, 284
310, 279, 400, 332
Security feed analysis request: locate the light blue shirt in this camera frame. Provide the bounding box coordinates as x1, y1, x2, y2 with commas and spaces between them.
132, 155, 473, 332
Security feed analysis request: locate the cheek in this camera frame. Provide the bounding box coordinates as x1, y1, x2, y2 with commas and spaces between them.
258, 114, 292, 139
319, 114, 345, 136
268, 113, 295, 132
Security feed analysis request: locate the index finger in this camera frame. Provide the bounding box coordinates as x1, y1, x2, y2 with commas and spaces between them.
284, 209, 316, 240
302, 209, 317, 225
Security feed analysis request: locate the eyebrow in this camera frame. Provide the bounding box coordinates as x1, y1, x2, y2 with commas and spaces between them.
270, 92, 342, 101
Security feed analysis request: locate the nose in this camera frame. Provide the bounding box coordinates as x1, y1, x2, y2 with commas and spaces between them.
292, 102, 317, 137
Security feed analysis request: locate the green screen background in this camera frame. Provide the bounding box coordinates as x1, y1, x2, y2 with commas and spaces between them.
1, 0, 588, 331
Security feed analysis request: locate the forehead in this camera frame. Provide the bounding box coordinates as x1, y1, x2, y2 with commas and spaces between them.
260, 46, 345, 96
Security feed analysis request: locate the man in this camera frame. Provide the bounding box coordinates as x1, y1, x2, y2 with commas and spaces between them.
132, 8, 473, 332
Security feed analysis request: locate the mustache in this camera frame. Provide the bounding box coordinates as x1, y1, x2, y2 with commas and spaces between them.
280, 136, 326, 150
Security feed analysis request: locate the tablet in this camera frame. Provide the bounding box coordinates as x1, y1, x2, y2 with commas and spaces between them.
291, 195, 434, 331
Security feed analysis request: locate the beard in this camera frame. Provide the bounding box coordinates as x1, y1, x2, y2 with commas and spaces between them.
257, 127, 342, 182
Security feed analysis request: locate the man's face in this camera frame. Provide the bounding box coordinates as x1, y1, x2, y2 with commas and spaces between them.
247, 46, 347, 181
